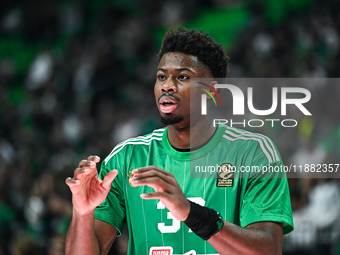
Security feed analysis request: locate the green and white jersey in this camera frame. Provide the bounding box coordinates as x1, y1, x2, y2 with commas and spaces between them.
95, 124, 294, 255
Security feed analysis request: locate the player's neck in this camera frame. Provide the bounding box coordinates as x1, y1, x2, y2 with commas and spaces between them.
167, 119, 215, 150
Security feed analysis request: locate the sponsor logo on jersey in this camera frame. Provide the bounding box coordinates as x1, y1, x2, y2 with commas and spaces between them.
149, 246, 173, 255
216, 163, 234, 187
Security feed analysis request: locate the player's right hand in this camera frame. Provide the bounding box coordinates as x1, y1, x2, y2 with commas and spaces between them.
65, 155, 118, 215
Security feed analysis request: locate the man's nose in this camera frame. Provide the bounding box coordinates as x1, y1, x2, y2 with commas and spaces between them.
161, 78, 177, 93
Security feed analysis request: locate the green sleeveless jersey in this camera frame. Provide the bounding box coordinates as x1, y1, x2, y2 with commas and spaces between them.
95, 124, 293, 255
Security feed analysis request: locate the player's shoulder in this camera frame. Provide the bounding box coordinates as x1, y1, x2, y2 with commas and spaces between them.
221, 125, 281, 164
104, 127, 166, 164
222, 125, 274, 144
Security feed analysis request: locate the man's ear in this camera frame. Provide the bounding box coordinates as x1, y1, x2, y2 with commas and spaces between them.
206, 80, 217, 99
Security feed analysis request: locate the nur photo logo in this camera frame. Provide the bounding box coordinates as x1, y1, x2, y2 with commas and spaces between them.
194, 78, 313, 129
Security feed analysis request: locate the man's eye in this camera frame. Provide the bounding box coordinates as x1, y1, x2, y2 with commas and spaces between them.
178, 75, 189, 81
158, 75, 166, 81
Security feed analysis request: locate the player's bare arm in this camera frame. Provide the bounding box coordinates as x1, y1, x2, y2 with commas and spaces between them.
209, 221, 283, 255
131, 166, 283, 255
65, 156, 118, 255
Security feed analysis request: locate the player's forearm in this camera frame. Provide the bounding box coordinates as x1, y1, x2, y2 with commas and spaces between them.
65, 210, 101, 255
208, 221, 282, 255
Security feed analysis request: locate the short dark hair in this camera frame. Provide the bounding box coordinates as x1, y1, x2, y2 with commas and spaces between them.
157, 27, 229, 78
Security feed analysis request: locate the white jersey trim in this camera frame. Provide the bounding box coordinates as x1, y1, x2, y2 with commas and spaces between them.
223, 127, 279, 163
104, 128, 165, 164
228, 127, 280, 162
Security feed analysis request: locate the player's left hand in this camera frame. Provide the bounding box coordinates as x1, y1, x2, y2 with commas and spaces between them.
129, 166, 190, 222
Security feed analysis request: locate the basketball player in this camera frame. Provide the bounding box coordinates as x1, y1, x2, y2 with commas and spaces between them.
65, 28, 293, 255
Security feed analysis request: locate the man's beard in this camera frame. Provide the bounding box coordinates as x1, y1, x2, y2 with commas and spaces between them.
161, 115, 184, 125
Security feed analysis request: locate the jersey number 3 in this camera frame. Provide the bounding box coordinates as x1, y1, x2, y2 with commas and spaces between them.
157, 197, 206, 233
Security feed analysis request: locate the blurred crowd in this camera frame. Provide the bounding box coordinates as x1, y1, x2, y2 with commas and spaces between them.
0, 0, 339, 254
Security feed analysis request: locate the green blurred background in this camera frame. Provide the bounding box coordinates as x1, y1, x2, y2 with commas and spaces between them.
0, 0, 340, 254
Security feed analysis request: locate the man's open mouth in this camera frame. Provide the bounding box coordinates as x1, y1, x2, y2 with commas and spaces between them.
159, 97, 178, 114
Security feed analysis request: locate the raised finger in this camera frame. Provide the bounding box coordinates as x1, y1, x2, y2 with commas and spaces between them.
65, 177, 80, 193
79, 159, 97, 168
65, 177, 83, 194
74, 167, 96, 180
65, 177, 79, 186
102, 170, 118, 191
133, 166, 173, 177
129, 176, 174, 191
87, 155, 100, 163
130, 169, 176, 186
140, 191, 169, 200
132, 167, 178, 187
